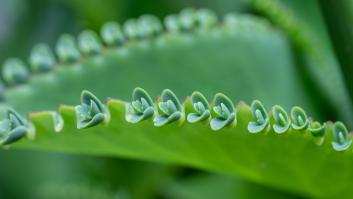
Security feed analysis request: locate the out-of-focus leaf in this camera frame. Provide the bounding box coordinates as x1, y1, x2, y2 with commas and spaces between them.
319, 0, 353, 105
248, 0, 353, 127
3, 14, 317, 119
163, 172, 302, 199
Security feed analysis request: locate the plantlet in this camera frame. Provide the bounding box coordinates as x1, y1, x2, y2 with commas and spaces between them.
154, 89, 184, 127
126, 87, 155, 123
0, 109, 34, 145
248, 100, 270, 134
187, 91, 211, 123
75, 90, 110, 129
331, 122, 352, 151
210, 93, 236, 131
271, 105, 291, 134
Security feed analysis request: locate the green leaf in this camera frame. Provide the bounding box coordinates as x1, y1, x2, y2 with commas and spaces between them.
75, 90, 110, 129
0, 108, 34, 145
2, 58, 30, 86
290, 106, 309, 130
331, 122, 352, 152
210, 93, 236, 131
154, 89, 183, 127
196, 9, 218, 29
126, 87, 155, 123
55, 34, 81, 63
165, 173, 300, 199
123, 19, 139, 40
100, 21, 125, 46
309, 121, 326, 138
320, 0, 353, 107
29, 43, 56, 73
271, 105, 290, 134
5, 88, 353, 198
78, 30, 102, 56
0, 9, 344, 198
137, 15, 163, 39
2, 11, 317, 125
248, 100, 270, 134
187, 91, 211, 123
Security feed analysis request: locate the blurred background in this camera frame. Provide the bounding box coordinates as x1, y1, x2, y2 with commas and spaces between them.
0, 0, 327, 198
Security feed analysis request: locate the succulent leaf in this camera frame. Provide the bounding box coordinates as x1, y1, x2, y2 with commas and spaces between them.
248, 100, 269, 133
123, 19, 139, 40
272, 105, 291, 134
196, 9, 218, 29
126, 87, 155, 123
187, 91, 211, 123
210, 93, 236, 131
223, 13, 239, 29
137, 15, 163, 38
55, 34, 81, 63
332, 122, 352, 151
0, 109, 34, 145
154, 89, 183, 126
309, 121, 326, 138
1, 7, 353, 198
75, 90, 109, 129
3, 88, 353, 198
308, 121, 326, 145
179, 8, 196, 31
100, 21, 125, 46
2, 58, 30, 86
29, 43, 56, 72
290, 106, 309, 130
164, 14, 180, 33
78, 30, 102, 56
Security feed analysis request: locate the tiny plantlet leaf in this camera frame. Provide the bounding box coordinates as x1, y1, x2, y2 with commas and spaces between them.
29, 43, 56, 72
0, 109, 34, 145
187, 91, 211, 123
75, 90, 109, 129
309, 121, 326, 138
154, 89, 183, 126
78, 30, 102, 56
126, 87, 155, 123
55, 34, 81, 63
272, 105, 291, 134
164, 14, 180, 32
137, 15, 163, 38
179, 8, 196, 31
308, 121, 326, 145
210, 93, 236, 131
223, 13, 239, 29
196, 9, 218, 29
123, 19, 139, 40
100, 21, 125, 46
332, 122, 352, 151
2, 58, 29, 86
290, 106, 309, 130
248, 100, 270, 133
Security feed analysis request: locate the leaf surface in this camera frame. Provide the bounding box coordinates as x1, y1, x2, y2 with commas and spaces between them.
10, 97, 353, 198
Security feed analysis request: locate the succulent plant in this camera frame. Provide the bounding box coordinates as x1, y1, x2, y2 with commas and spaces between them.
1, 3, 353, 198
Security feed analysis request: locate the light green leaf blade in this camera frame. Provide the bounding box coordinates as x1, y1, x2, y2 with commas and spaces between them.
7, 97, 353, 198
